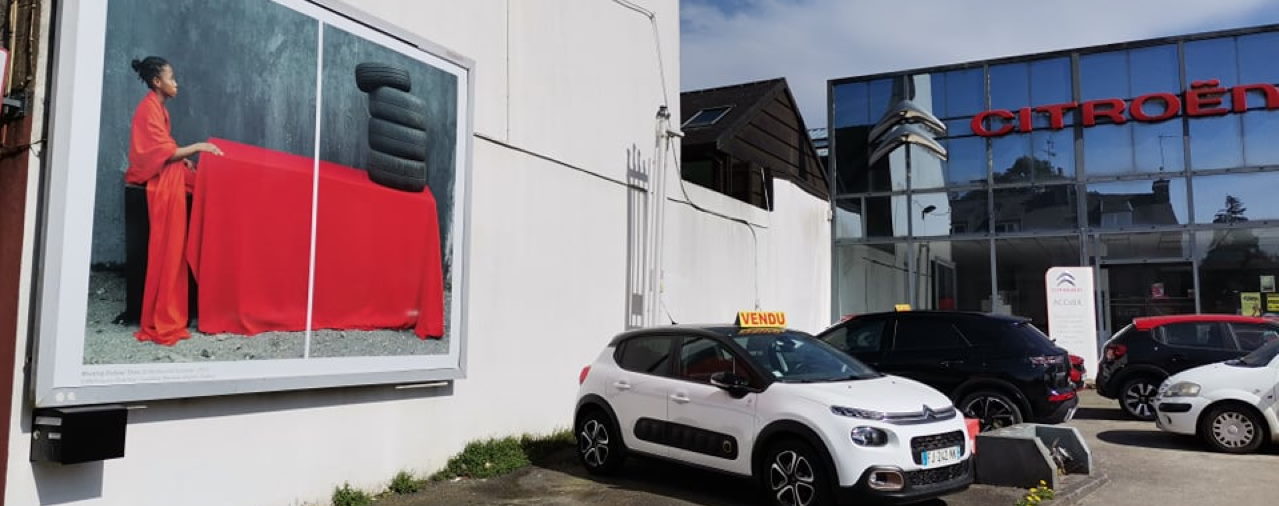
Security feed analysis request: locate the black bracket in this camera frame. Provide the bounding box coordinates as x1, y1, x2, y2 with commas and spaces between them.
2, 90, 28, 123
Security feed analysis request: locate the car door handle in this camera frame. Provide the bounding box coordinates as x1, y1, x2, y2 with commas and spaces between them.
613, 381, 632, 391
940, 360, 964, 368
670, 393, 691, 404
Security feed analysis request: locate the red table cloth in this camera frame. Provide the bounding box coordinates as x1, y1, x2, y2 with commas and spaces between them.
186, 138, 445, 339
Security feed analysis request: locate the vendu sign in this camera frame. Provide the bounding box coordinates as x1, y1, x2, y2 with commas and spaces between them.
972, 79, 1277, 137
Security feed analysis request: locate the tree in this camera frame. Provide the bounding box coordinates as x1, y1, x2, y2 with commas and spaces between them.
1213, 195, 1249, 224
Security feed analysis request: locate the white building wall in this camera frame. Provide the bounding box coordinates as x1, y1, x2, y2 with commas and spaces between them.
664, 181, 831, 332
4, 1, 829, 505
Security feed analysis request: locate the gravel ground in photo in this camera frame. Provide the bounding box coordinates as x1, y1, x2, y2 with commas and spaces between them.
83, 269, 449, 364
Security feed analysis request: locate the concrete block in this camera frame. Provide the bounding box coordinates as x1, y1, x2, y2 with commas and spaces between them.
974, 423, 1092, 489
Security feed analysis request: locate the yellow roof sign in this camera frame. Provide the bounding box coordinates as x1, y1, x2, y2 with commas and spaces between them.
895, 304, 912, 312
737, 311, 787, 328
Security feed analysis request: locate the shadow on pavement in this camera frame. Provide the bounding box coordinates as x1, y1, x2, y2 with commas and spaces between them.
1071, 407, 1133, 422
1095, 429, 1204, 451
541, 449, 952, 505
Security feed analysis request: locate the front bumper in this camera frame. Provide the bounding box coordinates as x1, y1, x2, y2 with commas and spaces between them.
1154, 396, 1207, 436
836, 458, 973, 504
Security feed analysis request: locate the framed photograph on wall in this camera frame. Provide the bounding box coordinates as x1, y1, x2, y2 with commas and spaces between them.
33, 0, 473, 407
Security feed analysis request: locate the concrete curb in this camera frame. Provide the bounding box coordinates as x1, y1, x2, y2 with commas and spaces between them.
1055, 472, 1110, 505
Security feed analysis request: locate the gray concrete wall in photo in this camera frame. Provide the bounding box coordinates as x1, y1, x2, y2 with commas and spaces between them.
320, 24, 459, 266
94, 0, 319, 266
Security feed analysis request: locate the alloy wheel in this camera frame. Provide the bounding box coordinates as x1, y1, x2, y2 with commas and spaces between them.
1211, 411, 1256, 449
1123, 381, 1157, 420
769, 450, 817, 506
578, 419, 611, 468
963, 395, 1019, 431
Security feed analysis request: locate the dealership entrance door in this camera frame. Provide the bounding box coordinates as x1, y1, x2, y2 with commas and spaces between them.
1097, 262, 1196, 338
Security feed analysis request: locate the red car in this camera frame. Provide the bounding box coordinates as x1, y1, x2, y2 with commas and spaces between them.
1068, 354, 1085, 390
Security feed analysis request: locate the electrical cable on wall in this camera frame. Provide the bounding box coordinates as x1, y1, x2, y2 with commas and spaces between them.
614, 0, 774, 319
665, 140, 768, 311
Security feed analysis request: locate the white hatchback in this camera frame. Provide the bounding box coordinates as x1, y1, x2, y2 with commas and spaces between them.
574, 322, 974, 506
1154, 339, 1279, 453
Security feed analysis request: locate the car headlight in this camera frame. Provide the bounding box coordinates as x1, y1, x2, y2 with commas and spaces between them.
1163, 381, 1201, 398
850, 426, 888, 446
831, 405, 886, 420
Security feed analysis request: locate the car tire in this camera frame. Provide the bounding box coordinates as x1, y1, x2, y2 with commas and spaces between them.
368, 87, 428, 130
355, 62, 411, 93
1120, 376, 1161, 421
959, 391, 1024, 432
1200, 404, 1267, 454
761, 438, 834, 506
368, 118, 429, 161
576, 408, 626, 475
367, 169, 428, 193
368, 150, 427, 178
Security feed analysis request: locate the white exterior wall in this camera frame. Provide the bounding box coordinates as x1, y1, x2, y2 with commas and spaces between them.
4, 1, 830, 505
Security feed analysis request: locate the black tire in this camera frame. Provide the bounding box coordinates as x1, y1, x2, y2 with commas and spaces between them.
959, 391, 1024, 432
368, 150, 427, 177
1200, 403, 1267, 454
1119, 376, 1161, 421
368, 118, 428, 161
761, 438, 834, 506
368, 87, 427, 130
576, 408, 626, 475
355, 63, 411, 93
368, 169, 427, 193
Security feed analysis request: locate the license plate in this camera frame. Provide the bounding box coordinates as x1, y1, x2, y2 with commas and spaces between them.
920, 446, 961, 466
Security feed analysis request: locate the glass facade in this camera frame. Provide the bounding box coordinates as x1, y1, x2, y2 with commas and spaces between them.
830, 27, 1279, 338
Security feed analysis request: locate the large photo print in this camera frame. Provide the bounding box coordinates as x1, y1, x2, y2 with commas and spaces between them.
36, 0, 469, 405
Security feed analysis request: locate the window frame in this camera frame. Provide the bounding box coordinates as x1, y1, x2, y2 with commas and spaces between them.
675, 335, 755, 385
614, 335, 678, 377
889, 316, 973, 352
822, 317, 890, 354
1226, 322, 1279, 353
681, 106, 732, 129
1156, 322, 1238, 351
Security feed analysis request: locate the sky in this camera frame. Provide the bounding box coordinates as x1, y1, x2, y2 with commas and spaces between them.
680, 0, 1279, 128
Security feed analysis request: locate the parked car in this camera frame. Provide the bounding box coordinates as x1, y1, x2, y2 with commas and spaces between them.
1069, 354, 1086, 390
575, 319, 973, 506
1153, 338, 1279, 453
1096, 314, 1279, 421
815, 311, 1077, 432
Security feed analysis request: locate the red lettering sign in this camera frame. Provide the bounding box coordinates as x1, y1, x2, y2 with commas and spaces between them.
1081, 98, 1126, 127
969, 80, 1279, 137
1130, 93, 1180, 122
971, 109, 1015, 136
1232, 83, 1279, 113
1034, 102, 1076, 129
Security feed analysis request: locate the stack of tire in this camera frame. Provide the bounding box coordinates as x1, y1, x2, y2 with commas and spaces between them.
355, 62, 429, 192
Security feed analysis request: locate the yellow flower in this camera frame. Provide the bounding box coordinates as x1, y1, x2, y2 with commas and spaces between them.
1040, 480, 1047, 485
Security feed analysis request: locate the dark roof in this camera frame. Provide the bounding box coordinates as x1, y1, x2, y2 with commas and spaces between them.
848, 311, 1031, 323
680, 78, 828, 200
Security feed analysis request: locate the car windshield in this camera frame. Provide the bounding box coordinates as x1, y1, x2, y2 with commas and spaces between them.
1235, 339, 1279, 367
732, 331, 880, 383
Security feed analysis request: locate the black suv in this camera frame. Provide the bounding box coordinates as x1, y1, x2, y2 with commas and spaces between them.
817, 311, 1077, 431
1096, 314, 1279, 420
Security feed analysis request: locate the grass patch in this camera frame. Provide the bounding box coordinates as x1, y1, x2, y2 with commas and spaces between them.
431, 429, 575, 481
331, 482, 373, 506
388, 470, 425, 495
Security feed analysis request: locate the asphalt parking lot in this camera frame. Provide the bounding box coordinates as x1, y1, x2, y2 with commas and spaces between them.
384, 391, 1279, 506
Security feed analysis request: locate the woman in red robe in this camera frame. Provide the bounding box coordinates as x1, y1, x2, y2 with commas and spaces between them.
126, 56, 222, 345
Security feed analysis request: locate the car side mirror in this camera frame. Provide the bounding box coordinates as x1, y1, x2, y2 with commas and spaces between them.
710, 371, 751, 398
